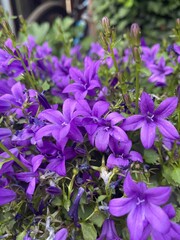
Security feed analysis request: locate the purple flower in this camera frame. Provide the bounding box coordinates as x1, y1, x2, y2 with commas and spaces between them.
35, 98, 83, 148
63, 57, 101, 99
109, 173, 171, 240
148, 57, 173, 86
173, 43, 180, 63
55, 228, 68, 240
0, 187, 16, 206
68, 187, 85, 226
97, 219, 121, 240
141, 44, 160, 67
107, 139, 143, 169
141, 204, 180, 240
121, 92, 179, 148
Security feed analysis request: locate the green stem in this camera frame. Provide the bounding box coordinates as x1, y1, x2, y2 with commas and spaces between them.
135, 63, 140, 113
110, 45, 118, 73
0, 142, 28, 171
178, 103, 180, 132
16, 49, 37, 90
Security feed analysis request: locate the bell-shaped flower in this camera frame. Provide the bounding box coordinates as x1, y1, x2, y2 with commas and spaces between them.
68, 187, 85, 226
121, 92, 179, 149
97, 219, 121, 240
107, 139, 142, 169
109, 173, 172, 240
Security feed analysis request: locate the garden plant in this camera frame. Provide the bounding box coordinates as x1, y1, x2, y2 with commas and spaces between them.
0, 7, 180, 240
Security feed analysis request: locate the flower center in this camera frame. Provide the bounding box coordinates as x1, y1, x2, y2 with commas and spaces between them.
62, 122, 68, 126
146, 112, 154, 122
136, 197, 145, 205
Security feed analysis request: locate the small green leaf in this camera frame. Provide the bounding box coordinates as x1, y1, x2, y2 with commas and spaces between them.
171, 167, 180, 185
16, 230, 26, 240
42, 81, 50, 91
81, 222, 97, 240
143, 149, 159, 164
89, 211, 106, 227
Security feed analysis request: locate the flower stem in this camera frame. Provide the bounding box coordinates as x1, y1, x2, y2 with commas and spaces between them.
135, 63, 140, 113
0, 142, 28, 171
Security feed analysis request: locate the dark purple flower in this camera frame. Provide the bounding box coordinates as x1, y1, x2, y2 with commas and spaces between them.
121, 92, 179, 148
109, 173, 171, 240
0, 187, 16, 206
107, 139, 143, 168
46, 186, 61, 196
173, 43, 180, 63
97, 219, 121, 240
68, 187, 85, 226
148, 57, 173, 85
55, 228, 68, 240
38, 93, 51, 109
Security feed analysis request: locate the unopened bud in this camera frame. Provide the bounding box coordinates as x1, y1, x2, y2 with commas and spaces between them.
130, 23, 141, 46
102, 16, 110, 30
101, 16, 111, 38
111, 27, 116, 43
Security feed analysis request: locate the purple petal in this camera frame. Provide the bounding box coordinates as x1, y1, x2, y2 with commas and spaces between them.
145, 203, 170, 233
47, 157, 66, 176
63, 99, 76, 121
156, 119, 179, 140
154, 97, 178, 118
0, 187, 16, 206
106, 112, 124, 126
107, 154, 129, 169
127, 205, 145, 240
92, 101, 109, 118
139, 92, 154, 114
109, 197, 135, 217
68, 125, 83, 142
55, 228, 68, 240
145, 187, 171, 205
0, 99, 11, 113
129, 151, 143, 162
32, 155, 44, 172
26, 177, 36, 197
38, 109, 64, 124
140, 122, 156, 148
63, 83, 85, 93
69, 67, 84, 82
121, 115, 145, 131
0, 128, 12, 140
58, 124, 71, 141
11, 82, 25, 103
110, 126, 129, 142
123, 173, 140, 197
94, 128, 109, 152
163, 204, 176, 219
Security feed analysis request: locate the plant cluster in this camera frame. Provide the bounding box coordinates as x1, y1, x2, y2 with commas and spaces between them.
0, 12, 180, 240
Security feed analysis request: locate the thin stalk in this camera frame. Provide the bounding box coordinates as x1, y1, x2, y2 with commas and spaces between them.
135, 63, 140, 113
0, 141, 28, 171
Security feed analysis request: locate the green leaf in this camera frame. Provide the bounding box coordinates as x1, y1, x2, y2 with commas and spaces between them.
42, 81, 50, 91
143, 149, 159, 164
81, 222, 97, 240
16, 230, 26, 240
171, 167, 180, 185
89, 211, 106, 227
140, 67, 151, 76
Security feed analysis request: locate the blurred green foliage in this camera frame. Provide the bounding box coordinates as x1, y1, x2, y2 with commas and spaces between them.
93, 0, 180, 44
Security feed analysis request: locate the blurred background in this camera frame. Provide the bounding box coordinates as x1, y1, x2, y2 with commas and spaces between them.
1, 0, 180, 45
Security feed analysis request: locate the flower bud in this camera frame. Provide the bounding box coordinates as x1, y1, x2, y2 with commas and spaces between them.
101, 16, 111, 38
130, 23, 141, 46
102, 16, 110, 30
99, 32, 108, 51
